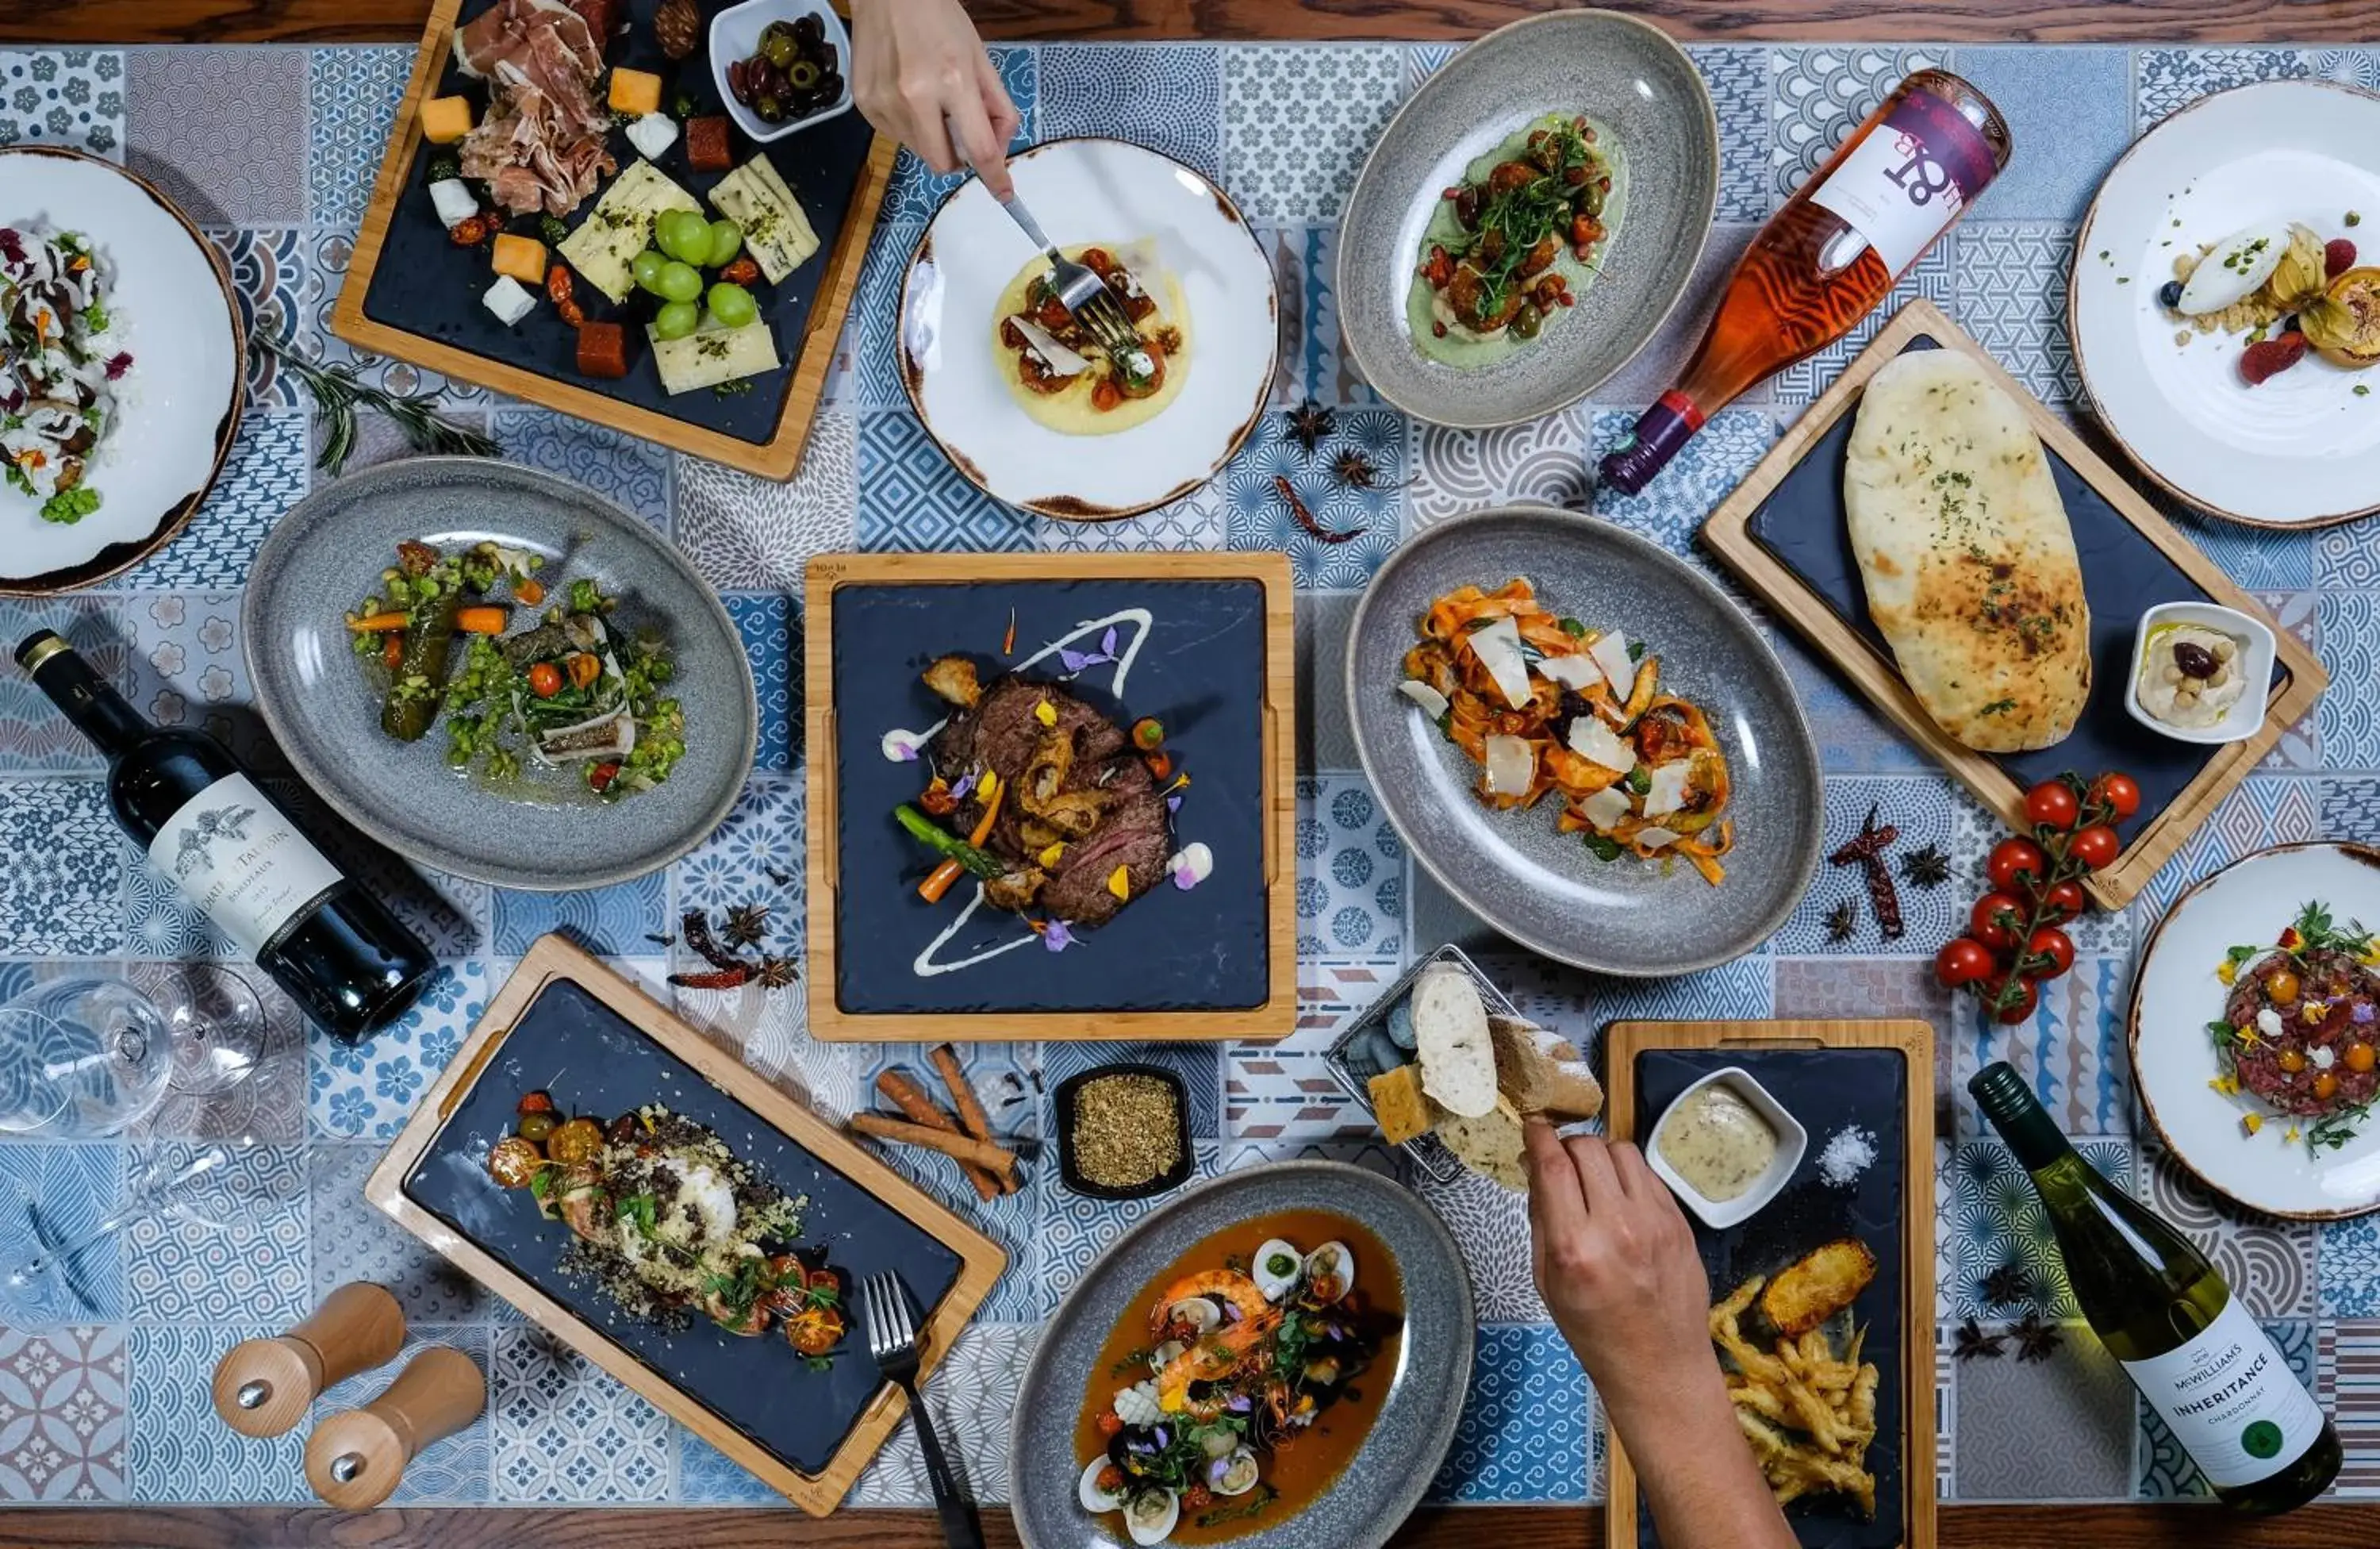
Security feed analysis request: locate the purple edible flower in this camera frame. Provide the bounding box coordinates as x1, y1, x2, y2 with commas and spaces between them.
104, 350, 133, 380
1165, 794, 1183, 813
949, 771, 977, 801
889, 738, 919, 763
1042, 920, 1075, 954
1100, 625, 1119, 657
1172, 865, 1199, 893
1058, 647, 1094, 673
2355, 1001, 2375, 1025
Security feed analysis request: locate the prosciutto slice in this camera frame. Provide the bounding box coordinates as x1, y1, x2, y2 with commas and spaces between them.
453, 0, 612, 217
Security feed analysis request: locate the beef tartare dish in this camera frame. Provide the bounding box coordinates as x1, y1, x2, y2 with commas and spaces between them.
2208, 901, 2380, 1150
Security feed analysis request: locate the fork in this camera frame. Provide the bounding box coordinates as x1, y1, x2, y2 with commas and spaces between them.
862, 1271, 984, 1549
988, 189, 1144, 361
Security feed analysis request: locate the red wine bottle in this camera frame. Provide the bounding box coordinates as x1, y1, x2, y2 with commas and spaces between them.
18, 631, 435, 1044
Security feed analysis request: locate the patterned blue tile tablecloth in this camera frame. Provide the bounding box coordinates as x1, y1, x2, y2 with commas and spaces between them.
1, 35, 2378, 1510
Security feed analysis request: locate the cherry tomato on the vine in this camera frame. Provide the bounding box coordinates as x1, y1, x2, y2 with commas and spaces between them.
2025, 924, 2075, 980
2023, 779, 2080, 832
1935, 936, 1998, 988
2087, 772, 2142, 823
1970, 892, 2025, 951
1987, 837, 2050, 894
1983, 973, 2040, 1024
2036, 878, 2088, 924
2067, 824, 2121, 873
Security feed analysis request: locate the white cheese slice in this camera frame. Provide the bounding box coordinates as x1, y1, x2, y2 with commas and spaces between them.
2313, 1044, 2337, 1070
1398, 680, 1450, 719
624, 112, 680, 161
1634, 826, 1683, 851
1467, 617, 1534, 710
1578, 786, 1632, 832
1589, 631, 1636, 696
1007, 313, 1089, 376
428, 178, 479, 229
708, 154, 820, 283
1566, 716, 1634, 774
648, 316, 781, 393
1482, 734, 1535, 797
559, 160, 702, 304
1538, 652, 1602, 691
2255, 1007, 2284, 1039
1642, 761, 1691, 817
482, 275, 536, 325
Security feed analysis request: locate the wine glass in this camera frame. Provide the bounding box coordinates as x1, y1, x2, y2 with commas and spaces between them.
0, 1141, 248, 1328
0, 971, 267, 1138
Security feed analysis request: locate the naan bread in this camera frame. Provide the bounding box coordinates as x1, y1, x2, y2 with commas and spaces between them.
1843, 352, 2090, 752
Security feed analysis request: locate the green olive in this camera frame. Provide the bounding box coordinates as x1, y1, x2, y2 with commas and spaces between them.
786, 59, 820, 90
1512, 303, 1544, 340
517, 1110, 558, 1143
762, 33, 797, 67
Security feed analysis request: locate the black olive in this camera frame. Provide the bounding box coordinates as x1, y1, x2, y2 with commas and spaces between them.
2172, 640, 2218, 679
793, 13, 824, 43
2157, 279, 2185, 309
606, 1113, 641, 1145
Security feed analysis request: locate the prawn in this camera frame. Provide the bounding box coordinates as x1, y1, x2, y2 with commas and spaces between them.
1147, 1269, 1269, 1340
1154, 1313, 1280, 1417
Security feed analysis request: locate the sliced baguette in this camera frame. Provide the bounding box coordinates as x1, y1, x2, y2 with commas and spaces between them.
1411, 963, 1499, 1119
1486, 1015, 1605, 1123
1438, 1095, 1527, 1191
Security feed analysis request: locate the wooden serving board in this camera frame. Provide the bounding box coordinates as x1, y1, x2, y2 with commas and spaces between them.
1603, 1019, 1935, 1549
1699, 298, 2326, 910
364, 935, 1006, 1516
804, 551, 1296, 1041
332, 0, 892, 479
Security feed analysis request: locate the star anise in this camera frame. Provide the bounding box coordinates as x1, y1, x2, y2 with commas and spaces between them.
1978, 1259, 2033, 1310
1282, 398, 1336, 456
1825, 897, 1860, 943
1331, 448, 1395, 491
1899, 844, 1952, 889
754, 956, 800, 990
2012, 1312, 2063, 1363
724, 902, 772, 948
763, 865, 794, 889
1952, 1317, 2006, 1362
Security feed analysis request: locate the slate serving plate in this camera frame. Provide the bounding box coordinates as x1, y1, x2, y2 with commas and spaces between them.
1345, 505, 1823, 976
243, 457, 755, 891
1010, 1162, 1472, 1549
1746, 336, 2284, 834
806, 555, 1295, 1038
401, 974, 965, 1477
1630, 1047, 1908, 1549
334, 0, 889, 477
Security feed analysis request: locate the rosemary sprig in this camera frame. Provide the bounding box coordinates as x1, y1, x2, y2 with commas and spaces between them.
251, 331, 500, 475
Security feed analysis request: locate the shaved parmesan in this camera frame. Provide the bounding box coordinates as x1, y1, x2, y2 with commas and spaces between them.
1578, 786, 1632, 832
1567, 716, 1635, 774
1642, 761, 1691, 817
1399, 679, 1451, 719
1468, 617, 1535, 710
1538, 653, 1603, 691
1483, 734, 1535, 797
1008, 313, 1089, 376
1634, 826, 1683, 851
1589, 631, 1636, 694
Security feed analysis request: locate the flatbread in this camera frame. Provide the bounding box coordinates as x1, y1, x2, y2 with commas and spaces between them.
1843, 351, 2090, 752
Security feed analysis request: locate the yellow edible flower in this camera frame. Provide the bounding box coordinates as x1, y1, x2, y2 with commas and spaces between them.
2284, 1125, 2302, 1144
2243, 1112, 2264, 1136
1107, 865, 1130, 901
975, 771, 1000, 805
1038, 841, 1066, 868
2304, 1001, 2330, 1025
2217, 960, 2239, 986
2209, 1074, 2241, 1097
1034, 699, 1057, 728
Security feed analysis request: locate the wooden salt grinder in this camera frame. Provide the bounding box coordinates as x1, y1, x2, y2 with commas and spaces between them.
305, 1346, 486, 1509
211, 1282, 406, 1439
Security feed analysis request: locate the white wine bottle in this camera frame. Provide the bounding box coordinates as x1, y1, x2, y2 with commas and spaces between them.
1970, 1063, 2340, 1512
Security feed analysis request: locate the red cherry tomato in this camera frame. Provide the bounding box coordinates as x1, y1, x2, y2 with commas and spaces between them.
2087, 772, 2142, 823
2036, 878, 2088, 924
2023, 779, 2080, 832
1970, 892, 2025, 951
2025, 924, 2075, 980
1935, 936, 1998, 988
2067, 824, 2121, 872
528, 660, 564, 698
1987, 837, 2050, 894
1983, 973, 2040, 1024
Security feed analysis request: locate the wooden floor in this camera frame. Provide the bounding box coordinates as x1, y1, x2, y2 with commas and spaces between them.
6, 0, 2378, 44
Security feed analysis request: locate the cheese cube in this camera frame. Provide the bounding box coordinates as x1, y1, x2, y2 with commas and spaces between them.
483, 275, 537, 326
624, 111, 679, 162
428, 178, 479, 229
608, 67, 662, 117
420, 96, 473, 144
491, 233, 547, 285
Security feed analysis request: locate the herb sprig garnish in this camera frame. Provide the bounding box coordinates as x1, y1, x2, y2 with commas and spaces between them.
1442, 121, 1600, 317
252, 331, 501, 475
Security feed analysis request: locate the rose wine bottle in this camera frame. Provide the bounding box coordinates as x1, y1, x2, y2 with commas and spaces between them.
17, 631, 436, 1045
1599, 70, 2012, 494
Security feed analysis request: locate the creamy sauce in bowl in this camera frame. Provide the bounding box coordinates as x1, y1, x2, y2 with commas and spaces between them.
1653, 1082, 1779, 1202
2136, 622, 2248, 731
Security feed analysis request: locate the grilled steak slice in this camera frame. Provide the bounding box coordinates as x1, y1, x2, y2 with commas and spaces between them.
1040, 791, 1173, 927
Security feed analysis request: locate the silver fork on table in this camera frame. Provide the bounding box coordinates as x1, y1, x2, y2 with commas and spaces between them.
862, 1271, 984, 1549
989, 190, 1142, 361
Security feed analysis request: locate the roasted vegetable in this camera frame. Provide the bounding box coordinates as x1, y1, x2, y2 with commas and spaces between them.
895, 803, 1004, 880
382, 588, 463, 742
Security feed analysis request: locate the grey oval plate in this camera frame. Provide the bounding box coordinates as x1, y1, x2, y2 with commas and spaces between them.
242, 458, 755, 891
1010, 1162, 1472, 1549
1336, 10, 1718, 429
1346, 506, 1821, 975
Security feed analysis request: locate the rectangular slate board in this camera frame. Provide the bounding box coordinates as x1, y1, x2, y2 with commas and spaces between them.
826, 576, 1272, 1017
402, 975, 965, 1478
1632, 1047, 1907, 1549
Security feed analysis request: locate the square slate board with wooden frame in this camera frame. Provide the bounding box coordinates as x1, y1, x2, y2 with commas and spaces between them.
804, 552, 1296, 1042
363, 935, 1004, 1516
1699, 299, 2325, 910
332, 0, 892, 479
1603, 1019, 1935, 1549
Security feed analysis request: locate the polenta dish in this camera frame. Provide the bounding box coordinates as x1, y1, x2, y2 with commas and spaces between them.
992, 244, 1189, 436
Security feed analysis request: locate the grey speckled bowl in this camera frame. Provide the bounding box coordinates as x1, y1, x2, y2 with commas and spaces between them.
241, 458, 755, 892
1336, 10, 1718, 429
1010, 1162, 1473, 1549
1345, 506, 1821, 975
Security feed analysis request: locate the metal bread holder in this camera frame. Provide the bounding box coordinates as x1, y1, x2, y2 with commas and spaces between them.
1322, 944, 1523, 1184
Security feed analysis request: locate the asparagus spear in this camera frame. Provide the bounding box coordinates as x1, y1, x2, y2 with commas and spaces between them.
894, 804, 1003, 879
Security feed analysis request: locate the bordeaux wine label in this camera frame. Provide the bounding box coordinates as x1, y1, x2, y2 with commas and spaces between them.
147, 773, 344, 958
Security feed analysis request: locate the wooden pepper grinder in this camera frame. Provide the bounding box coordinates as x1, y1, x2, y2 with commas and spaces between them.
211, 1282, 405, 1438
305, 1347, 487, 1509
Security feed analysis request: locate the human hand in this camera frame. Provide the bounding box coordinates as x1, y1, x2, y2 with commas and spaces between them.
851, 0, 1021, 198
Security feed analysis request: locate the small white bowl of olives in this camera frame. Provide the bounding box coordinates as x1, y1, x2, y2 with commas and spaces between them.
2125, 600, 2275, 746
711, 0, 853, 144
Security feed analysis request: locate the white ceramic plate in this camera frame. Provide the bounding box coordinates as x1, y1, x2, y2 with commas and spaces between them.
2129, 843, 2380, 1220
0, 147, 244, 591
2071, 81, 2380, 529
896, 138, 1276, 521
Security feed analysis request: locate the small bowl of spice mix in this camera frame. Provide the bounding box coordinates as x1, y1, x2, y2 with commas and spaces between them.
1055, 1063, 1195, 1200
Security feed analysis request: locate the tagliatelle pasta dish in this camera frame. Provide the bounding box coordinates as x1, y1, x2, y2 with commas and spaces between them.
1399, 578, 1735, 885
